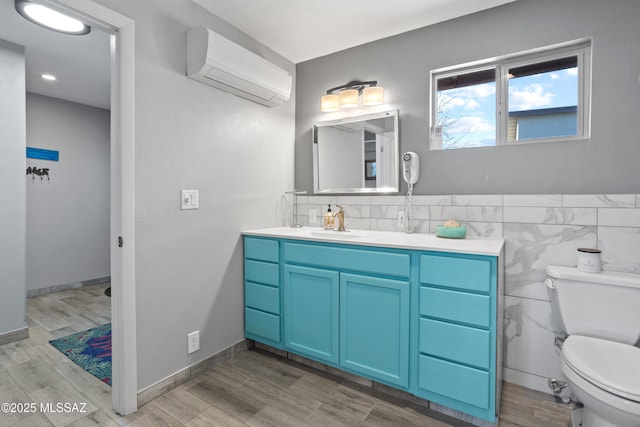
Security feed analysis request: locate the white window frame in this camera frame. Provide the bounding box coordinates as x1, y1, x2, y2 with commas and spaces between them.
430, 38, 591, 150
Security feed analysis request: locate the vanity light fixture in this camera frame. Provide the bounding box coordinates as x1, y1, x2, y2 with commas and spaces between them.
320, 80, 384, 112
338, 88, 359, 108
15, 0, 91, 35
362, 85, 384, 106
320, 93, 339, 112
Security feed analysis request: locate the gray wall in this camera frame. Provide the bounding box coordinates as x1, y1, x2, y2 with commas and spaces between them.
95, 0, 296, 390
295, 0, 640, 195
26, 93, 110, 292
0, 40, 27, 336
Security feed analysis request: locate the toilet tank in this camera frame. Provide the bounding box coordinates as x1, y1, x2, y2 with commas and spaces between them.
546, 265, 640, 345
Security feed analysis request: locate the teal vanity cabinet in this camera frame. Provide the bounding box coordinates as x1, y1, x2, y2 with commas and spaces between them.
243, 237, 282, 348
243, 229, 503, 424
417, 251, 498, 422
283, 241, 411, 388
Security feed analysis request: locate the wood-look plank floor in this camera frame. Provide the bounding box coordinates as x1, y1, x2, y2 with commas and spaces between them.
0, 284, 571, 426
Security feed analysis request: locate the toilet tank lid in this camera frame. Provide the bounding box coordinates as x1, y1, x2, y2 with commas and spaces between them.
546, 265, 640, 289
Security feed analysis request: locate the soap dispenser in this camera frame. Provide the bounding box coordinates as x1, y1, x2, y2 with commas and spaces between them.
323, 205, 334, 230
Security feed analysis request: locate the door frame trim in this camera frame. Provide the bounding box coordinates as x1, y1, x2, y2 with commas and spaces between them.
44, 0, 138, 415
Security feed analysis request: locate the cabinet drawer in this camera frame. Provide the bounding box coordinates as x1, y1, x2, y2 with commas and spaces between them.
245, 259, 279, 287
420, 286, 490, 328
420, 254, 491, 293
284, 242, 410, 278
244, 237, 279, 263
245, 282, 280, 314
245, 308, 280, 342
419, 354, 490, 410
420, 318, 490, 369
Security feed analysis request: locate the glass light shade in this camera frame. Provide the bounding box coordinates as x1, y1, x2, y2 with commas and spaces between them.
320, 94, 339, 112
363, 86, 384, 105
339, 89, 359, 108
15, 1, 90, 35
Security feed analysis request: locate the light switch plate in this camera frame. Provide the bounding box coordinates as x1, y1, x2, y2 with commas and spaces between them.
181, 189, 199, 210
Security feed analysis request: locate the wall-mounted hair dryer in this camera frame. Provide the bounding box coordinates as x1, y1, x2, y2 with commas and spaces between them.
402, 151, 419, 185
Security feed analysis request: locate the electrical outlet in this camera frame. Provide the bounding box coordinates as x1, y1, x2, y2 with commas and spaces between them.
181, 189, 199, 210
308, 208, 318, 224
397, 210, 406, 228
187, 330, 200, 354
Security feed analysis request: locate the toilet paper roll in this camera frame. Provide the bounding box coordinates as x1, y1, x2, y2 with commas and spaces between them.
577, 248, 601, 273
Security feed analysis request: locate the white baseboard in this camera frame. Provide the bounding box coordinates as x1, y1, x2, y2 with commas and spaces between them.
0, 326, 29, 346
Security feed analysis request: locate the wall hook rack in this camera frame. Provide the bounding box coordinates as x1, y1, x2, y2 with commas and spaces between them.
26, 166, 50, 181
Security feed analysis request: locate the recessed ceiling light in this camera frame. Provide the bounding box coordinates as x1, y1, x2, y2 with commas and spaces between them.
15, 0, 91, 35
41, 74, 56, 81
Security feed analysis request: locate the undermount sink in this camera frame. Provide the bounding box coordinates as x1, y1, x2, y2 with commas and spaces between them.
300, 230, 366, 239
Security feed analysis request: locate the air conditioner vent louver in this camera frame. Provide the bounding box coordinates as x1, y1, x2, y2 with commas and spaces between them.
186, 26, 291, 107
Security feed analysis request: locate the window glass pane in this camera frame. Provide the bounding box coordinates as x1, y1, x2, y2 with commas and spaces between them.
507, 56, 578, 141
434, 69, 496, 149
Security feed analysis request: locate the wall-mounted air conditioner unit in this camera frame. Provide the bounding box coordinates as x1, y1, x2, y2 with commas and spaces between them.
186, 26, 292, 107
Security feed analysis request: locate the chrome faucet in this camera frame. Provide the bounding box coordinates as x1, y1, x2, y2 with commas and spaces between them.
332, 205, 346, 231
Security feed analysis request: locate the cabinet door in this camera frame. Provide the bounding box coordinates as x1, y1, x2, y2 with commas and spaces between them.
283, 265, 339, 364
340, 273, 410, 388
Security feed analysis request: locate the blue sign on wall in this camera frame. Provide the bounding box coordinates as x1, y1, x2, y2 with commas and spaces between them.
27, 147, 59, 161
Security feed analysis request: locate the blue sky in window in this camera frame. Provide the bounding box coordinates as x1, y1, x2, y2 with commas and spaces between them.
437, 67, 578, 148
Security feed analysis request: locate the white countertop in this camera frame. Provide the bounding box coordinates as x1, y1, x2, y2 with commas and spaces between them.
242, 226, 504, 256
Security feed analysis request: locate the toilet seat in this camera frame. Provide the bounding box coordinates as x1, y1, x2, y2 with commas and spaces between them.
562, 335, 640, 403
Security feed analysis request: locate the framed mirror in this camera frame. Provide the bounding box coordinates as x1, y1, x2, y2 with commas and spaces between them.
313, 110, 399, 194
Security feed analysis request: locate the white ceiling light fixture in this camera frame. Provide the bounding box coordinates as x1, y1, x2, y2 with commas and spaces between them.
15, 0, 91, 35
41, 73, 56, 81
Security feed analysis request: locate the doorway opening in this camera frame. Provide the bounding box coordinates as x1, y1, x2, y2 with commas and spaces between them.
35, 0, 137, 415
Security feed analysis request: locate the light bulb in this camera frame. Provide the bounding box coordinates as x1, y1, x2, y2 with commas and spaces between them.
339, 89, 359, 108
363, 86, 384, 105
320, 94, 339, 112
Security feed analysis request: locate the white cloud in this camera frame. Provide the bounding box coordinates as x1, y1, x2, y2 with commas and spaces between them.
446, 116, 495, 134
465, 83, 495, 99
550, 73, 560, 80
566, 67, 578, 77
509, 83, 554, 110
438, 94, 466, 111
464, 99, 480, 110
439, 83, 495, 112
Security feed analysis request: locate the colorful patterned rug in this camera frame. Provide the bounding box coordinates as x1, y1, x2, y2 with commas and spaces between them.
49, 323, 112, 386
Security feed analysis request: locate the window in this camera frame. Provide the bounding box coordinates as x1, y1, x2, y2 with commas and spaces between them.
430, 40, 591, 150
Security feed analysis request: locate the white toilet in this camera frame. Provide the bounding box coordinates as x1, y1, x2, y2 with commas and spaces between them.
546, 265, 640, 427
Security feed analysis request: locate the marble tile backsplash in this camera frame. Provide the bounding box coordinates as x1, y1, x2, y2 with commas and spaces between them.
289, 193, 640, 394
